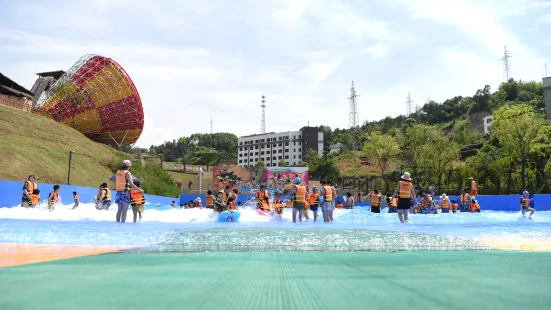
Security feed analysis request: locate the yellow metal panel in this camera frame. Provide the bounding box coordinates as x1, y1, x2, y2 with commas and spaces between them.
83, 64, 134, 108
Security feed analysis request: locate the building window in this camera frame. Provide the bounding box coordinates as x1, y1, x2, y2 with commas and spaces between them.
293, 135, 296, 139
299, 141, 302, 145
273, 157, 276, 160
239, 160, 242, 163
239, 142, 243, 145
255, 140, 258, 143
298, 148, 301, 152
266, 151, 270, 154
285, 155, 289, 159
285, 149, 289, 152
285, 162, 289, 166
239, 154, 242, 157
267, 163, 271, 167
261, 139, 265, 142
293, 155, 296, 159
244, 159, 248, 162
255, 146, 258, 149
278, 150, 282, 153
261, 145, 264, 149
279, 156, 283, 160
285, 142, 289, 146
299, 135, 301, 139
299, 155, 301, 159
255, 152, 258, 155
278, 143, 282, 147
487, 118, 492, 123
261, 151, 264, 155
293, 149, 296, 152
292, 162, 296, 166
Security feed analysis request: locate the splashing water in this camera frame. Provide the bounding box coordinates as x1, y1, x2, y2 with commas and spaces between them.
1, 203, 550, 252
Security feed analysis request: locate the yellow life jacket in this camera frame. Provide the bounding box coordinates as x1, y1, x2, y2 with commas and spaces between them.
370, 194, 380, 207
323, 186, 333, 202
115, 170, 130, 192
294, 185, 306, 203
398, 181, 412, 199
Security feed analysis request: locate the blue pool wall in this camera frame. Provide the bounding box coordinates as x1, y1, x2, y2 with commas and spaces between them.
0, 180, 175, 208
0, 180, 550, 210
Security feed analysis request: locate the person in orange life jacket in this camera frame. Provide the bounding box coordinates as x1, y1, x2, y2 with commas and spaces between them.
205, 190, 216, 209
470, 197, 481, 213
72, 191, 80, 210
451, 200, 458, 213
130, 180, 145, 223
272, 192, 285, 214
468, 177, 478, 196
194, 197, 203, 208
320, 180, 334, 222
307, 187, 320, 222
520, 190, 535, 219
439, 193, 451, 213
230, 188, 239, 205
420, 192, 432, 214
387, 195, 398, 213
21, 175, 38, 208
96, 183, 112, 211
291, 177, 307, 223
226, 196, 237, 211
48, 184, 61, 211
392, 172, 419, 223
345, 192, 355, 209
369, 189, 382, 213
256, 185, 269, 210
459, 189, 471, 212
110, 160, 143, 223
28, 189, 40, 208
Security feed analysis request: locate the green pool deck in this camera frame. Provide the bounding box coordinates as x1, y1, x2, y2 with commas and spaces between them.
1, 251, 550, 309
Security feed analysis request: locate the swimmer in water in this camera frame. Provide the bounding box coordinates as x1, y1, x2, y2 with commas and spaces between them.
130, 180, 145, 222
520, 191, 535, 219
48, 184, 60, 211
291, 177, 307, 223
72, 191, 80, 210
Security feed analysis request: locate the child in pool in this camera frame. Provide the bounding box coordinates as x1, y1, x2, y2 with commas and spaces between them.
48, 185, 60, 211
28, 189, 40, 208
72, 191, 80, 210
130, 181, 146, 222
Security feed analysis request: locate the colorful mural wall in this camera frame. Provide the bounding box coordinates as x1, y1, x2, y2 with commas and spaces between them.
212, 166, 308, 195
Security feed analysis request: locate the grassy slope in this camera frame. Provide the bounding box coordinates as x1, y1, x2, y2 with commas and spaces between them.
0, 105, 128, 186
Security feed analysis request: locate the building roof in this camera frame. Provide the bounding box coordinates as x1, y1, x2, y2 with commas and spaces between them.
36, 70, 65, 80
0, 73, 34, 98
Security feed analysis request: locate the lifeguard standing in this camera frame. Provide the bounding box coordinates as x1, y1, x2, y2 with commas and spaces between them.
469, 177, 478, 196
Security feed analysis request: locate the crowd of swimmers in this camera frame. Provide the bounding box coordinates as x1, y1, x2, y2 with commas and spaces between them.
18, 167, 538, 223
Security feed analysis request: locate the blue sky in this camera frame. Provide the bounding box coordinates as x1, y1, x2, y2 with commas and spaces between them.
1, 0, 550, 147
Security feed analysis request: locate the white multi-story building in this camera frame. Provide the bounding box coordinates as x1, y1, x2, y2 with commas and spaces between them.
237, 126, 324, 167
482, 115, 494, 134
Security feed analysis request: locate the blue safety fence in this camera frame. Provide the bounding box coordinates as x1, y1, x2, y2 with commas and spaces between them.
0, 180, 176, 208
1, 179, 549, 210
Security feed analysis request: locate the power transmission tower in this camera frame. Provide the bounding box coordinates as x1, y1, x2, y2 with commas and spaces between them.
210, 118, 213, 134
406, 92, 414, 117
500, 46, 512, 81
348, 81, 360, 150
261, 95, 266, 134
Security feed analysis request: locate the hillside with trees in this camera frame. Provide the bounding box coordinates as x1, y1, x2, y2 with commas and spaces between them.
144, 78, 550, 195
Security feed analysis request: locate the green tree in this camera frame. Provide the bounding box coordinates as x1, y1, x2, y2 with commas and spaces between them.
278, 159, 287, 167
425, 132, 459, 193
491, 104, 547, 190
53, 81, 87, 129
398, 124, 433, 184
362, 131, 399, 191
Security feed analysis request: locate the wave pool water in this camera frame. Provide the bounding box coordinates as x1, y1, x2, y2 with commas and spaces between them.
1, 203, 550, 252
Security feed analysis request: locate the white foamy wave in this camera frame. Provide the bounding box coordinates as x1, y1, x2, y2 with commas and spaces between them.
0, 203, 295, 223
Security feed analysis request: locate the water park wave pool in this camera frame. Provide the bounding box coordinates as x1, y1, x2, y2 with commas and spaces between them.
1, 203, 550, 252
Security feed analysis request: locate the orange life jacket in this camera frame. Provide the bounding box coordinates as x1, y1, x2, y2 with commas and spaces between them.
390, 197, 398, 207
471, 180, 477, 191
103, 188, 112, 201
370, 194, 381, 207
452, 203, 458, 211
421, 197, 430, 207
441, 199, 450, 209
130, 190, 145, 206
30, 194, 40, 205
25, 181, 37, 194
398, 181, 412, 199
49, 192, 59, 203
471, 202, 480, 212
307, 193, 319, 206
115, 170, 130, 192
294, 185, 306, 204
323, 186, 333, 202
228, 201, 236, 210
256, 190, 267, 201
336, 203, 344, 209
261, 199, 270, 211
460, 194, 470, 205
521, 197, 530, 209
273, 199, 283, 212
205, 195, 215, 207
